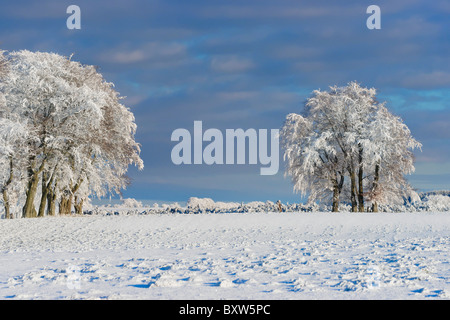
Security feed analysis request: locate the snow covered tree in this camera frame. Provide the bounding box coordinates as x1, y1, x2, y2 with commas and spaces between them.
281, 113, 345, 211
281, 81, 421, 212
0, 118, 28, 218
0, 50, 143, 218
363, 104, 421, 211
283, 82, 378, 211
335, 83, 379, 212
0, 52, 28, 218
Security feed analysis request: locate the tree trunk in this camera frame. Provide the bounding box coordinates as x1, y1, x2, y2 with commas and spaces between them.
74, 198, 83, 215
2, 156, 14, 219
47, 186, 56, 216
71, 179, 84, 215
349, 167, 358, 212
372, 202, 378, 213
332, 181, 340, 212
371, 163, 380, 212
22, 174, 40, 218
331, 173, 345, 212
59, 197, 67, 215
23, 159, 45, 218
358, 146, 364, 212
2, 187, 11, 219
38, 168, 58, 217
38, 172, 49, 217
59, 194, 73, 215
59, 178, 84, 216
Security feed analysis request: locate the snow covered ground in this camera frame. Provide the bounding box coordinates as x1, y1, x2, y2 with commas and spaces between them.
1, 211, 450, 300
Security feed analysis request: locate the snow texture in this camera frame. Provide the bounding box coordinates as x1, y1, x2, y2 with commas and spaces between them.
1, 211, 450, 300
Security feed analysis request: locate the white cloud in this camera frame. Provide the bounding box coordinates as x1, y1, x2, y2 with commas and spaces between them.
402, 71, 450, 89
210, 55, 255, 73
101, 42, 187, 64
108, 49, 146, 64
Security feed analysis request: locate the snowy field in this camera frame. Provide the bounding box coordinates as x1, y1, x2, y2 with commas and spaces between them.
1, 212, 450, 300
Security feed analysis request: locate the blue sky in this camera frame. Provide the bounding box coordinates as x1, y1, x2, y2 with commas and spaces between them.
1, 0, 449, 204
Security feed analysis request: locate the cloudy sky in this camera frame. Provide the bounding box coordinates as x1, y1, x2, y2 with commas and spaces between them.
1, 0, 449, 203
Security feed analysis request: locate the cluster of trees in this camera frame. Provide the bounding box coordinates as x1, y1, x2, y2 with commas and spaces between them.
0, 50, 143, 218
281, 82, 421, 212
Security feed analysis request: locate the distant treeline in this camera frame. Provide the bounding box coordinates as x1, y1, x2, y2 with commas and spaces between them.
85, 192, 450, 216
